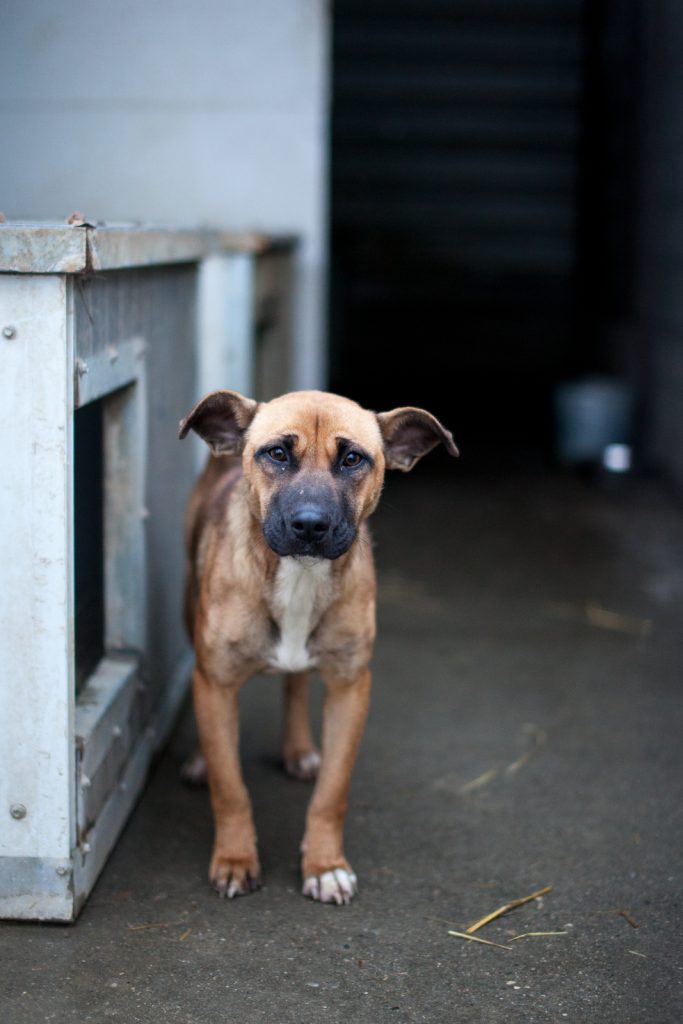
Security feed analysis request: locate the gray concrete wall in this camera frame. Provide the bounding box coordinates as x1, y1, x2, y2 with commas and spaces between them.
0, 0, 330, 390
639, 2, 683, 486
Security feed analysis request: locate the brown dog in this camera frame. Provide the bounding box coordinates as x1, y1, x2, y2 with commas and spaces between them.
178, 389, 458, 904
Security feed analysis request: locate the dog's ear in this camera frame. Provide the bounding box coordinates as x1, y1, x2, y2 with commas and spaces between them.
178, 389, 258, 455
376, 406, 459, 472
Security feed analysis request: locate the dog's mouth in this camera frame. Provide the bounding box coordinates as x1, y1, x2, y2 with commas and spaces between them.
262, 519, 357, 560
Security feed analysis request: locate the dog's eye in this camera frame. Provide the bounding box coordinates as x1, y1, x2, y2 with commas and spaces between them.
267, 446, 288, 464
342, 451, 364, 469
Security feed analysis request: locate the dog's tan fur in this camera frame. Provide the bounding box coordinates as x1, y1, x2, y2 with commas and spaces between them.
179, 389, 457, 903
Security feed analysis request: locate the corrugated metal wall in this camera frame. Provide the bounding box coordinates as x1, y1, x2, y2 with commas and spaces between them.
331, 0, 585, 454
640, 2, 683, 485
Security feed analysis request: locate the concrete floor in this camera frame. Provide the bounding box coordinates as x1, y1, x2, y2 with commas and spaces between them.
2, 472, 683, 1023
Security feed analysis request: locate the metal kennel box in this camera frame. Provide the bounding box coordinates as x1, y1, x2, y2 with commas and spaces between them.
0, 222, 295, 920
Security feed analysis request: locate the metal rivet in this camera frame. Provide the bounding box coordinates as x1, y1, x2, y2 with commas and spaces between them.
2, 325, 17, 340
10, 803, 27, 819
56, 866, 69, 877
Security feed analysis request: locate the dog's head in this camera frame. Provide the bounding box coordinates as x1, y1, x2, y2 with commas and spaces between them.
180, 390, 458, 559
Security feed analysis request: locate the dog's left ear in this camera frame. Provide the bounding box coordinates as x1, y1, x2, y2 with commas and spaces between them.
179, 389, 258, 455
377, 406, 459, 472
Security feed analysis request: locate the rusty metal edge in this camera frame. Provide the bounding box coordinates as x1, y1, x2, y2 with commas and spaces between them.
0, 223, 298, 274
0, 224, 88, 273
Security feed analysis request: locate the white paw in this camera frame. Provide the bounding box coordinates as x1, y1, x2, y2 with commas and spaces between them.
302, 868, 358, 905
284, 749, 321, 781
180, 751, 208, 786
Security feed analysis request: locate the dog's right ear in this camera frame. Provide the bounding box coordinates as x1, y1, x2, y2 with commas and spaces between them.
377, 406, 459, 471
178, 389, 258, 455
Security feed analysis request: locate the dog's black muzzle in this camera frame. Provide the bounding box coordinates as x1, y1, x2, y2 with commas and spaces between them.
263, 485, 356, 559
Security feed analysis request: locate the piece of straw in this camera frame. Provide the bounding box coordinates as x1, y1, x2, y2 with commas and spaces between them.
510, 931, 568, 941
448, 930, 512, 951
466, 885, 553, 934
459, 768, 498, 794
505, 727, 547, 776
127, 918, 187, 932
548, 602, 652, 637
585, 603, 652, 637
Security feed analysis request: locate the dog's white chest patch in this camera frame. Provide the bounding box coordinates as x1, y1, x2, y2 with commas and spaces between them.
268, 557, 333, 673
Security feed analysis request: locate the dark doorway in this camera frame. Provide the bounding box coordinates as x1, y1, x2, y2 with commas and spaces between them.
329, 1, 643, 470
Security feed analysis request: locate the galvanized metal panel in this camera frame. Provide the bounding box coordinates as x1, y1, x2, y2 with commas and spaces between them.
103, 378, 148, 655
75, 658, 140, 836
197, 253, 255, 398
74, 333, 147, 407
74, 266, 198, 702
71, 649, 193, 917
253, 249, 295, 401
0, 261, 197, 919
89, 226, 214, 272
0, 274, 75, 863
0, 226, 298, 919
0, 225, 88, 273
0, 857, 73, 922
215, 230, 299, 256
0, 223, 294, 275
143, 266, 200, 695
0, 223, 214, 274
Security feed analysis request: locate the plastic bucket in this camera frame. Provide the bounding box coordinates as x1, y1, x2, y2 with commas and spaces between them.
555, 376, 633, 465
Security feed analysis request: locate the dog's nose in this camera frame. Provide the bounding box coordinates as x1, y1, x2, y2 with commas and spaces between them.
290, 506, 330, 543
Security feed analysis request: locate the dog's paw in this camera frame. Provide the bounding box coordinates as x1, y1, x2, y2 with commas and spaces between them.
180, 750, 208, 787
210, 851, 262, 899
302, 868, 358, 905
284, 749, 321, 781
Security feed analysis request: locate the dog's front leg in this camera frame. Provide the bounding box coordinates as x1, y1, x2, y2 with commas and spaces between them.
301, 667, 371, 904
193, 666, 261, 898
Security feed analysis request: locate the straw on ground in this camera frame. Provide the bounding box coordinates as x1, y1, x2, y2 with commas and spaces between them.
447, 930, 512, 951
466, 885, 553, 934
